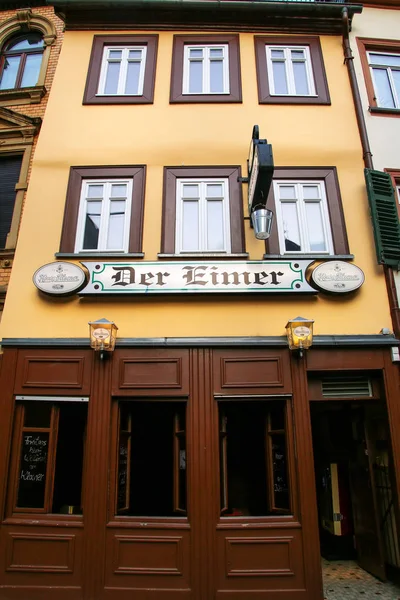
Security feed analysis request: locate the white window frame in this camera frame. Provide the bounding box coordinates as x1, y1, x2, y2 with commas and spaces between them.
182, 44, 230, 95
97, 46, 147, 96
266, 45, 316, 97
75, 179, 133, 253
175, 178, 231, 254
274, 180, 334, 255
367, 51, 400, 109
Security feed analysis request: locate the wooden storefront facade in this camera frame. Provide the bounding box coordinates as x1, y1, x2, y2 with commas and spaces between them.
0, 340, 399, 600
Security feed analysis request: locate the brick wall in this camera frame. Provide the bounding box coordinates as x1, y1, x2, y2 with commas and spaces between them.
0, 5, 64, 295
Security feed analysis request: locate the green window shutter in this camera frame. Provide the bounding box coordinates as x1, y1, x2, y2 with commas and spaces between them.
364, 169, 400, 269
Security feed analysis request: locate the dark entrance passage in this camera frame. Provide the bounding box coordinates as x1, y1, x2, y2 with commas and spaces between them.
310, 397, 400, 585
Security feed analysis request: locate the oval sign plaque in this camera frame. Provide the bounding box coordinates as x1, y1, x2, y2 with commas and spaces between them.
33, 262, 86, 296
311, 261, 365, 294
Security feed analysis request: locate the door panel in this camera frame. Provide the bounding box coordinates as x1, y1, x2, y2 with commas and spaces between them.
349, 410, 386, 581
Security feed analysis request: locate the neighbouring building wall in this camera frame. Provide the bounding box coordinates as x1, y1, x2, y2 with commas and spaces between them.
0, 5, 64, 322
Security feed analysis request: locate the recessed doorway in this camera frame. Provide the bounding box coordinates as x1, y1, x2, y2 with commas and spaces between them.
310, 395, 400, 590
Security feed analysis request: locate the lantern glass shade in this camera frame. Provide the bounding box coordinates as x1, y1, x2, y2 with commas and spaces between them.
285, 316, 314, 351
89, 318, 118, 352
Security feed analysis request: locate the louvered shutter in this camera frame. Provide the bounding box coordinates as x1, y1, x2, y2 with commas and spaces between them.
0, 155, 22, 249
365, 168, 400, 269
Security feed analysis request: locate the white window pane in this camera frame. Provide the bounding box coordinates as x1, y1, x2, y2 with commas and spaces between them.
210, 60, 224, 93
370, 53, 400, 67
293, 61, 309, 95
182, 201, 199, 251
83, 202, 102, 249
271, 49, 284, 59
281, 202, 301, 251
110, 200, 126, 214
279, 185, 296, 200
0, 56, 20, 89
189, 60, 203, 93
129, 50, 142, 60
87, 185, 104, 198
182, 184, 199, 198
109, 50, 122, 59
104, 61, 121, 94
111, 184, 127, 198
392, 70, 400, 107
291, 49, 305, 60
125, 61, 141, 94
189, 48, 203, 58
272, 61, 288, 94
207, 200, 224, 251
210, 48, 223, 58
20, 53, 42, 87
302, 185, 320, 199
107, 213, 125, 249
373, 68, 395, 108
305, 202, 327, 251
206, 184, 223, 198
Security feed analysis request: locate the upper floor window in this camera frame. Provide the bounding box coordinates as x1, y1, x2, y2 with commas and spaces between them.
160, 166, 246, 257
98, 46, 147, 96
183, 44, 229, 95
83, 35, 158, 105
0, 34, 44, 90
274, 180, 333, 254
367, 51, 400, 109
266, 46, 315, 97
170, 35, 242, 104
75, 179, 133, 253
175, 179, 231, 253
58, 166, 145, 257
264, 168, 349, 258
357, 38, 400, 115
255, 36, 330, 105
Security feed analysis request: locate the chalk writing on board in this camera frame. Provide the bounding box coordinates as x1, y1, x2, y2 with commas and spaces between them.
17, 433, 49, 508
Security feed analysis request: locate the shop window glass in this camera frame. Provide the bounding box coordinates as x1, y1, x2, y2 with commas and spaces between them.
10, 400, 87, 515
219, 400, 291, 516
116, 401, 187, 517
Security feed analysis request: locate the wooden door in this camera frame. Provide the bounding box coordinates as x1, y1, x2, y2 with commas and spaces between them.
349, 409, 386, 581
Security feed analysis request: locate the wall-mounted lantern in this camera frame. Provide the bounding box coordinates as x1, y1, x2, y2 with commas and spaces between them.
285, 316, 314, 358
88, 318, 118, 359
240, 125, 274, 239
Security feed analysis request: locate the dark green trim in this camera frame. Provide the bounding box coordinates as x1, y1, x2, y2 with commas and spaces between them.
47, 0, 363, 35
1, 335, 398, 348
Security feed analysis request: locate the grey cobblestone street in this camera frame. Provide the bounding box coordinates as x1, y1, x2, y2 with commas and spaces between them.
323, 559, 400, 600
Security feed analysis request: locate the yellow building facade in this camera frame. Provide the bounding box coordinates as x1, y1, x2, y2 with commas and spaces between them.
0, 1, 399, 599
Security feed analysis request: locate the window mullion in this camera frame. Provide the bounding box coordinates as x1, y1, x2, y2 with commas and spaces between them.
200, 182, 207, 250
99, 182, 110, 250
297, 185, 309, 252
286, 48, 296, 96
388, 68, 400, 108
204, 47, 210, 94
118, 48, 129, 95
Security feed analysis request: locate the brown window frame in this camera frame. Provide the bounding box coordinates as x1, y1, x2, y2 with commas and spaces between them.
264, 167, 349, 257
160, 166, 246, 257
59, 165, 146, 257
357, 37, 400, 117
254, 36, 330, 105
0, 33, 44, 90
385, 169, 400, 219
170, 34, 242, 104
83, 35, 158, 105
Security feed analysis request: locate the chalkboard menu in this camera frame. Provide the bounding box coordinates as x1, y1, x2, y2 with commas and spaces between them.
17, 432, 49, 509
271, 435, 289, 510
117, 435, 129, 511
